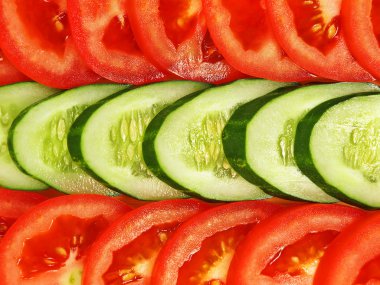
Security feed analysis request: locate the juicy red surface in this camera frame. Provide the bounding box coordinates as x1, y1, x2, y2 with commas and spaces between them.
18, 215, 109, 279
372, 0, 380, 45
0, 217, 16, 238
355, 255, 380, 284
201, 32, 225, 63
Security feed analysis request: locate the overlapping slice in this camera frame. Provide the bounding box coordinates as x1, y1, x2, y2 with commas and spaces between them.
143, 79, 292, 201
68, 81, 209, 200
0, 50, 28, 86
9, 84, 129, 195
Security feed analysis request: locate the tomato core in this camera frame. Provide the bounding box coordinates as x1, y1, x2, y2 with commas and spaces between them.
103, 224, 178, 285
371, 0, 380, 46
102, 15, 140, 54
221, 0, 269, 51
16, 0, 70, 55
177, 224, 252, 285
262, 230, 339, 277
18, 215, 109, 279
355, 255, 380, 285
287, 0, 340, 54
159, 0, 200, 47
0, 217, 16, 238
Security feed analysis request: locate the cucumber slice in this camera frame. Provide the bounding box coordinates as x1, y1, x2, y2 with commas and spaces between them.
0, 82, 58, 190
144, 79, 292, 201
68, 81, 209, 200
224, 83, 380, 203
9, 84, 129, 195
295, 93, 380, 208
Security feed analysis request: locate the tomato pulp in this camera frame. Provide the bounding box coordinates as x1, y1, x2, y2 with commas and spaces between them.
0, 50, 28, 86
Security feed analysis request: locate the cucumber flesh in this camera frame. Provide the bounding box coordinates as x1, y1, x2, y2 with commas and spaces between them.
226, 83, 380, 202
145, 79, 293, 201
69, 81, 209, 200
296, 93, 380, 209
9, 84, 129, 195
0, 82, 58, 190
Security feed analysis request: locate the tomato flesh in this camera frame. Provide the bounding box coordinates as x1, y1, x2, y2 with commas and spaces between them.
355, 255, 380, 285
371, 0, 380, 45
102, 15, 140, 54
287, 0, 340, 54
0, 217, 16, 238
16, 0, 69, 55
103, 224, 178, 284
18, 215, 108, 279
177, 224, 252, 285
221, 0, 268, 51
262, 230, 339, 278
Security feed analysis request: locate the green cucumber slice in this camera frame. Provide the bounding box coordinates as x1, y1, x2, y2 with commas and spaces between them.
144, 79, 292, 201
68, 81, 209, 200
224, 83, 380, 203
295, 93, 380, 208
9, 84, 129, 195
0, 82, 58, 190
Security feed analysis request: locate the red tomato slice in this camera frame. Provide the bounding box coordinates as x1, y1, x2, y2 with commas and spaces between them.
151, 201, 282, 285
265, 0, 374, 82
0, 194, 131, 284
83, 199, 210, 285
0, 50, 29, 86
227, 204, 366, 285
203, 0, 315, 82
0, 0, 102, 89
342, 0, 380, 80
0, 188, 47, 239
127, 0, 243, 83
313, 211, 380, 285
67, 0, 173, 85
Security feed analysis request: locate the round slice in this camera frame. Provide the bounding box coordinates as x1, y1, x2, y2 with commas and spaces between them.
227, 204, 365, 285
295, 93, 380, 208
224, 82, 380, 202
0, 188, 47, 239
203, 0, 314, 82
9, 84, 129, 195
68, 81, 209, 200
83, 199, 210, 285
67, 0, 172, 85
265, 0, 374, 82
0, 82, 58, 190
127, 0, 242, 83
144, 79, 292, 201
0, 50, 29, 86
151, 201, 282, 285
0, 194, 131, 285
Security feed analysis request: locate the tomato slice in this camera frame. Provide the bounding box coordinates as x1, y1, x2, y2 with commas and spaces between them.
265, 0, 374, 82
341, 0, 380, 80
67, 0, 173, 85
227, 204, 366, 285
127, 0, 243, 83
203, 0, 315, 82
313, 211, 380, 285
0, 188, 47, 239
151, 201, 282, 284
0, 194, 131, 284
0, 50, 29, 86
83, 199, 209, 285
0, 0, 101, 89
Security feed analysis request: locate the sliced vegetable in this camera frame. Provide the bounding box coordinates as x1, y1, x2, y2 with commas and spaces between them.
0, 50, 28, 86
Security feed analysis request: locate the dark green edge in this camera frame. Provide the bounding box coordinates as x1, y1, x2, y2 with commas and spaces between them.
142, 89, 209, 199
8, 83, 128, 195
294, 91, 380, 210
222, 86, 306, 201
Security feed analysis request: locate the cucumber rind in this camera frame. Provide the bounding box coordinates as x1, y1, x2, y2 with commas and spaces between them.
295, 92, 380, 209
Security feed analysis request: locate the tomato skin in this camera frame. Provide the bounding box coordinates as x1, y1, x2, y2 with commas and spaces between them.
314, 211, 380, 285
342, 0, 380, 80
0, 0, 101, 89
265, 0, 374, 82
0, 50, 29, 86
83, 199, 210, 285
0, 194, 131, 285
151, 200, 282, 285
203, 0, 315, 82
67, 0, 173, 85
227, 204, 366, 285
127, 0, 243, 84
